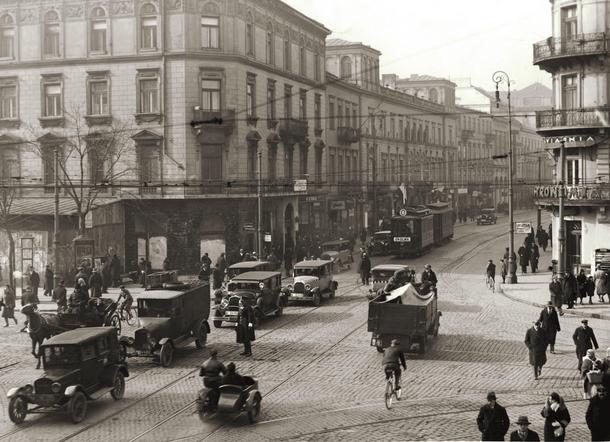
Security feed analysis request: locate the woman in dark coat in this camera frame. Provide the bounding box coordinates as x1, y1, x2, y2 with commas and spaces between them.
524, 321, 547, 380
576, 269, 587, 305
236, 302, 255, 356
541, 392, 570, 441
2, 285, 17, 326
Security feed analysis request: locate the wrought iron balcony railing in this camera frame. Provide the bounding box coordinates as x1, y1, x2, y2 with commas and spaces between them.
533, 33, 608, 65
191, 108, 236, 134
536, 107, 610, 130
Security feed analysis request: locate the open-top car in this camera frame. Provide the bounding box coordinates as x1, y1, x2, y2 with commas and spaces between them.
226, 261, 272, 280
7, 327, 128, 424
367, 231, 392, 256
320, 239, 353, 271
119, 283, 210, 367
283, 260, 338, 306
214, 271, 284, 329
477, 208, 497, 225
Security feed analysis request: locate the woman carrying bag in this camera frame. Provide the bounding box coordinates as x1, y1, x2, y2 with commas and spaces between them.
540, 392, 570, 441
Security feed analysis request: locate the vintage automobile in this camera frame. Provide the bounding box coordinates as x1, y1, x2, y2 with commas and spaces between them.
119, 283, 210, 367
214, 271, 284, 329
368, 283, 441, 354
477, 208, 497, 225
197, 375, 262, 424
226, 261, 272, 280
283, 260, 338, 306
367, 231, 392, 256
320, 239, 353, 271
368, 264, 410, 298
7, 327, 129, 424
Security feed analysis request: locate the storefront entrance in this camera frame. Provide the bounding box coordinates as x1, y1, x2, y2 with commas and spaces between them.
566, 220, 582, 272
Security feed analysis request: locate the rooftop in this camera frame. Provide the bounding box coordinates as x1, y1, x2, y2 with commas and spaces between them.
326, 38, 382, 55
43, 327, 115, 346
228, 261, 270, 269
230, 271, 282, 281
294, 260, 333, 268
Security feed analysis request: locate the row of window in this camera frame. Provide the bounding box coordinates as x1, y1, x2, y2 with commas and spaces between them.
0, 71, 160, 120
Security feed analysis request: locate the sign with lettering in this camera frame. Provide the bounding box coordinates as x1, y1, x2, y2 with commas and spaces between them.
515, 222, 532, 234
329, 200, 346, 211
533, 185, 609, 200
294, 179, 307, 192
543, 135, 597, 148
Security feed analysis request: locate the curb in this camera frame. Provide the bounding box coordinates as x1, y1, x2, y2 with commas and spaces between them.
497, 283, 610, 321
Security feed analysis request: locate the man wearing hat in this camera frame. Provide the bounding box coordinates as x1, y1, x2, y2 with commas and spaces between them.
573, 319, 599, 371
477, 391, 510, 441
509, 416, 540, 441
524, 320, 548, 380
421, 264, 438, 286
382, 339, 407, 393
538, 302, 561, 353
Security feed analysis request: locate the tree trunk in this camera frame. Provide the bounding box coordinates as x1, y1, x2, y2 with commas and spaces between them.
7, 230, 15, 289
79, 212, 87, 235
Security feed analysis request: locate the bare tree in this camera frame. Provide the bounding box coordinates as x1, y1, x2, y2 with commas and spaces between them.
0, 185, 17, 288
29, 107, 133, 235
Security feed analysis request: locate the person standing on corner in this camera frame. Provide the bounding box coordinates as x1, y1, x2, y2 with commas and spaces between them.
573, 319, 599, 372
524, 320, 547, 380
477, 391, 510, 441
538, 301, 560, 354
236, 300, 255, 357
29, 267, 40, 304
359, 253, 371, 286
43, 264, 54, 297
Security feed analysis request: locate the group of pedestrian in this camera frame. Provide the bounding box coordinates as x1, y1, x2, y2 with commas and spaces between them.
517, 240, 540, 275
198, 252, 229, 290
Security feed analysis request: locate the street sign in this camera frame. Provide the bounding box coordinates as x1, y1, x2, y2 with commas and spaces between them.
399, 208, 408, 216
458, 188, 468, 194
515, 222, 532, 234
294, 179, 307, 192
264, 234, 272, 242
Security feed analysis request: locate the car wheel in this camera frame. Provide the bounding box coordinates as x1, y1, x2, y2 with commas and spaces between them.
247, 393, 262, 424
253, 309, 263, 329
159, 343, 174, 368
195, 321, 208, 349
213, 316, 222, 328
8, 396, 28, 424
67, 391, 87, 424
312, 293, 321, 307
110, 372, 125, 400
376, 345, 384, 353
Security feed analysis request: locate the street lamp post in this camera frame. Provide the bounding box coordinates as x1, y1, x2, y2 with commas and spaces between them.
53, 146, 60, 285
492, 71, 517, 284
257, 147, 263, 259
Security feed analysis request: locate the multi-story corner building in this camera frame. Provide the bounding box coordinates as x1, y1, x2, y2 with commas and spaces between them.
0, 0, 330, 276
325, 41, 458, 232
532, 0, 610, 271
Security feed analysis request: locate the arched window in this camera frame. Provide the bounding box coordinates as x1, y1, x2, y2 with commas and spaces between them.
362, 58, 369, 86
245, 12, 254, 56
0, 14, 14, 58
340, 56, 352, 80
43, 10, 61, 57
90, 7, 107, 53
140, 3, 158, 50
299, 38, 306, 76
429, 88, 438, 103
283, 30, 291, 71
265, 22, 274, 64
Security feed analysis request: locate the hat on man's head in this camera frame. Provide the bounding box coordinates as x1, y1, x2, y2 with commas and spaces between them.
534, 320, 542, 327
546, 301, 553, 306
391, 339, 400, 346
486, 391, 496, 401
516, 416, 531, 425
582, 319, 589, 324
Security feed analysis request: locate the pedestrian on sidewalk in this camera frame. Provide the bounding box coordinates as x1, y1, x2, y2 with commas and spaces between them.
236, 301, 254, 357
586, 386, 610, 442
539, 302, 560, 353
52, 280, 67, 312
541, 392, 570, 441
524, 321, 547, 380
509, 415, 540, 441
573, 319, 599, 371
359, 253, 371, 286
581, 349, 603, 399
549, 274, 564, 315
529, 244, 539, 273
43, 265, 54, 297
594, 265, 608, 303
1, 284, 17, 327
561, 270, 577, 309
500, 258, 507, 284
576, 268, 587, 305
88, 268, 103, 298
586, 275, 595, 304
29, 267, 40, 304
476, 391, 510, 441
518, 242, 530, 274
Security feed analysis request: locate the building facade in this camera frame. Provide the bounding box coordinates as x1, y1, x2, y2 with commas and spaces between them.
533, 0, 610, 271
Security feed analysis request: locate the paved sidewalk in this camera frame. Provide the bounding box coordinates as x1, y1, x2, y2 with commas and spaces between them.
498, 270, 610, 321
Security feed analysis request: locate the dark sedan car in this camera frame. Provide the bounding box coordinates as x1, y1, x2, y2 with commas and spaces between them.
367, 230, 392, 256
476, 208, 497, 225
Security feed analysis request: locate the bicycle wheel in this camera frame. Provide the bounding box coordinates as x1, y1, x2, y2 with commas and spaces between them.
385, 378, 394, 409
125, 310, 136, 326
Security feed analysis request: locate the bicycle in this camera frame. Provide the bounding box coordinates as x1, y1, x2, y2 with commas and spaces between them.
384, 370, 402, 409
117, 299, 137, 326
486, 274, 495, 292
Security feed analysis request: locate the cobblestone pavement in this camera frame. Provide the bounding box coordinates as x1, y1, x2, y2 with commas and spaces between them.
0, 211, 608, 441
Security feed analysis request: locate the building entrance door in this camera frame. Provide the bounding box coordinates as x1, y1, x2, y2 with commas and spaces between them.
566, 220, 582, 272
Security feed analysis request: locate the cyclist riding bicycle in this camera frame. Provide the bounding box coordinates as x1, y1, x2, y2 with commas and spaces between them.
117, 285, 133, 320
382, 339, 407, 392
486, 260, 496, 286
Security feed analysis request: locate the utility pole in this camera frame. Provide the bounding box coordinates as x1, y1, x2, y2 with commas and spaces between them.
536, 155, 542, 229
257, 147, 263, 259
372, 120, 378, 230
53, 146, 60, 284
558, 140, 566, 274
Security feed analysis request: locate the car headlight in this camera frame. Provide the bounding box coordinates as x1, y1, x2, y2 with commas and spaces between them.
220, 298, 229, 308
305, 284, 311, 291
51, 382, 62, 393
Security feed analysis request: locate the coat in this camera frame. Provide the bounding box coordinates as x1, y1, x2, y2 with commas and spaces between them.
573, 326, 599, 355
421, 270, 438, 285
477, 403, 510, 441
29, 271, 40, 288
509, 429, 540, 441
586, 395, 610, 441
541, 399, 570, 441
561, 274, 577, 302
518, 246, 530, 266
43, 269, 54, 290
236, 305, 255, 343
359, 257, 371, 276
524, 326, 547, 367
538, 307, 560, 344
594, 270, 607, 295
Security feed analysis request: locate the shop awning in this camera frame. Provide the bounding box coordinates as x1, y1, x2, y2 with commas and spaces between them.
7, 198, 82, 216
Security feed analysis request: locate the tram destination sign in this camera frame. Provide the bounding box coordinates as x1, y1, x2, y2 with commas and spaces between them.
533, 185, 610, 200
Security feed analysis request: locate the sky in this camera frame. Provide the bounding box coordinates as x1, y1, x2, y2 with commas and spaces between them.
285, 0, 553, 91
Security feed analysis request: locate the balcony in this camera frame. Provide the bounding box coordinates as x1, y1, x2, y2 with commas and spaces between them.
535, 107, 610, 131
533, 33, 608, 70
279, 118, 308, 145
337, 127, 360, 144
191, 108, 235, 135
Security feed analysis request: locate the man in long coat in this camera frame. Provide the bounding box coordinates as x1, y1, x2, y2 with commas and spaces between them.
573, 319, 599, 371
518, 243, 530, 274
524, 321, 547, 380
110, 252, 121, 288
29, 268, 40, 304
43, 265, 54, 297
88, 268, 103, 298
236, 302, 255, 356
359, 253, 371, 285
538, 302, 561, 353
562, 270, 578, 309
